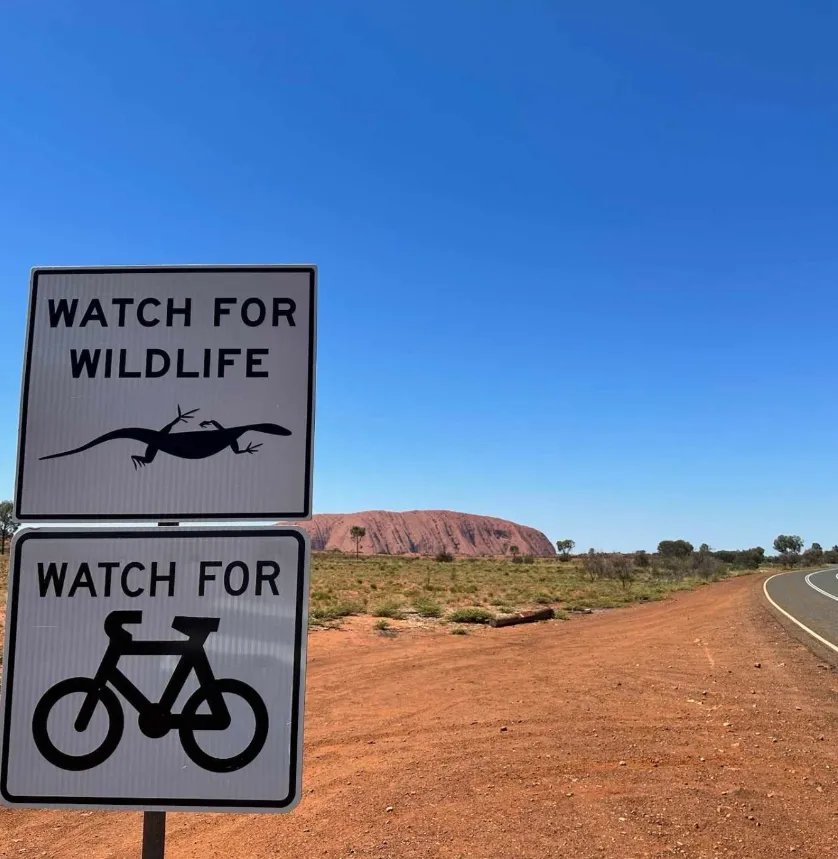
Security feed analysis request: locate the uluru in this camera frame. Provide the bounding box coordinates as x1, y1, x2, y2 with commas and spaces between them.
286, 510, 555, 558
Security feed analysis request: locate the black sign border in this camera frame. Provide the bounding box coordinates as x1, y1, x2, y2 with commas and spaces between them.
14, 265, 316, 521
0, 527, 308, 811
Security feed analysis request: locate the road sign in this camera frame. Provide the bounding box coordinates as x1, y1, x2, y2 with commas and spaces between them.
14, 265, 316, 521
0, 526, 310, 813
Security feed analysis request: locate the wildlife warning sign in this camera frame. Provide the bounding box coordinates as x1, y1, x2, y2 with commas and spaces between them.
0, 527, 309, 812
14, 266, 316, 521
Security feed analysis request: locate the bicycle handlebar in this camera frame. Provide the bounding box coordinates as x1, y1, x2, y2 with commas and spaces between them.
104, 610, 143, 639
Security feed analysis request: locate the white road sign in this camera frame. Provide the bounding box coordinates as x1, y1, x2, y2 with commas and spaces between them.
0, 527, 310, 812
14, 265, 316, 521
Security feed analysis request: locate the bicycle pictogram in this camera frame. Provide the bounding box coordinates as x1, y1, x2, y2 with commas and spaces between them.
32, 610, 269, 773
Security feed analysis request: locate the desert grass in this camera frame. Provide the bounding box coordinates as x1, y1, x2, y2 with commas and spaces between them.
307, 552, 760, 627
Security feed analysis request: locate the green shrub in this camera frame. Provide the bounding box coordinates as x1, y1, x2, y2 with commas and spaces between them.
534, 592, 554, 605
373, 619, 391, 632
448, 607, 494, 624
310, 600, 363, 621
435, 551, 454, 562
450, 626, 469, 635
373, 600, 404, 619
413, 597, 443, 618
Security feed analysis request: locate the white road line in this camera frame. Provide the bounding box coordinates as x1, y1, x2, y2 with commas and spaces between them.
804, 570, 838, 603
763, 572, 838, 655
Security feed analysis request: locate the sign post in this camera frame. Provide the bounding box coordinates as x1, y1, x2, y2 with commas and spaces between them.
143, 811, 166, 859
144, 520, 178, 859
2, 265, 316, 856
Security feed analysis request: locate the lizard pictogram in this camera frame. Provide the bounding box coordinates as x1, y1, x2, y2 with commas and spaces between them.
39, 406, 291, 470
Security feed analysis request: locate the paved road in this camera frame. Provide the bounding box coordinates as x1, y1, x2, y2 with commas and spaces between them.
764, 566, 838, 653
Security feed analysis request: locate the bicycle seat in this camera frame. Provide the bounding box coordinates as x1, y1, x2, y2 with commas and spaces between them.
171, 616, 221, 637
104, 610, 143, 639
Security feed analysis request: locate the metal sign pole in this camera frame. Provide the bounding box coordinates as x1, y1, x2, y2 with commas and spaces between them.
142, 812, 166, 859
141, 520, 178, 859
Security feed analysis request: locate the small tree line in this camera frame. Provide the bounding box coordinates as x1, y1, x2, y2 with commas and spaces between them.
338, 525, 833, 570
554, 534, 835, 581
580, 545, 731, 588
0, 501, 15, 554
770, 535, 838, 568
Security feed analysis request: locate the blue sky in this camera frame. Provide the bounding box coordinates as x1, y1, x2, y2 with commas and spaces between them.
1, 1, 837, 552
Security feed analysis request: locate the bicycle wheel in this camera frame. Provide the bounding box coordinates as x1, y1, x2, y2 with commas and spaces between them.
32, 677, 124, 771
179, 678, 269, 773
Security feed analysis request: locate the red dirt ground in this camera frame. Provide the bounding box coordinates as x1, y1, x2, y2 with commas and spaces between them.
3, 574, 838, 858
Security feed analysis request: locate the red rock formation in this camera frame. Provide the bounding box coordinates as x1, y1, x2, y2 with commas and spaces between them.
285, 510, 555, 557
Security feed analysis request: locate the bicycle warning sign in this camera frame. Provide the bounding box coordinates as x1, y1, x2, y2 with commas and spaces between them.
0, 527, 310, 813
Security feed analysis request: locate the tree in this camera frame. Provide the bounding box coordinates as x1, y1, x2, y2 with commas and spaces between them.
802, 542, 825, 567
773, 535, 803, 555
693, 551, 723, 580
556, 539, 575, 561
634, 550, 650, 568
509, 545, 520, 558
657, 539, 694, 559
699, 543, 711, 554
583, 550, 608, 582
611, 554, 635, 590
349, 525, 366, 559
773, 535, 803, 568
712, 547, 764, 569
742, 547, 765, 569
0, 501, 15, 555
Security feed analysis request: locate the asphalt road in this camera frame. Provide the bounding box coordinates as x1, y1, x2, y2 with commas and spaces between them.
764, 566, 838, 654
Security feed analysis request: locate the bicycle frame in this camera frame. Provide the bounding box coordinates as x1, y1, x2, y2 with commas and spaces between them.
76, 635, 231, 734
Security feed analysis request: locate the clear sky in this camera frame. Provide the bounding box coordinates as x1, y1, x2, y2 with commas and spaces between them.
1, 1, 837, 552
